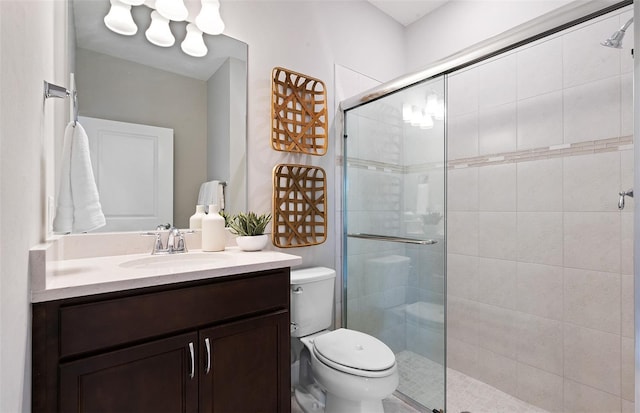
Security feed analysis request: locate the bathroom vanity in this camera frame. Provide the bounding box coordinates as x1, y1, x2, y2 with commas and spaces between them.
30, 235, 301, 413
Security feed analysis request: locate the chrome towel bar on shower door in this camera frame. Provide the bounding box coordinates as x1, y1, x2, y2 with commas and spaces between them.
347, 233, 438, 245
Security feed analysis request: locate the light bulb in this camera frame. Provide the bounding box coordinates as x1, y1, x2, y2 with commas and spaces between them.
155, 0, 188, 22
120, 0, 145, 5
434, 98, 445, 121
425, 94, 439, 116
410, 106, 421, 127
145, 11, 175, 47
402, 103, 412, 123
181, 23, 208, 57
196, 0, 225, 35
104, 0, 137, 36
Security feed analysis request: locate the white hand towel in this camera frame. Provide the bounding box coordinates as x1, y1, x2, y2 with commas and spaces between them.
52, 123, 75, 233
197, 180, 220, 208
217, 182, 225, 211
53, 121, 106, 233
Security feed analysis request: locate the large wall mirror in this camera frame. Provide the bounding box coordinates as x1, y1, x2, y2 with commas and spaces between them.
68, 0, 247, 231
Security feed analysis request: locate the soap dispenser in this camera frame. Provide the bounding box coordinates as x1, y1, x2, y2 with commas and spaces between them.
202, 204, 225, 251
189, 205, 206, 229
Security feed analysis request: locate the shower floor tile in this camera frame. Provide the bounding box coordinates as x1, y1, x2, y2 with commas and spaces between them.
291, 393, 421, 413
396, 350, 445, 410
447, 367, 548, 413
396, 350, 550, 413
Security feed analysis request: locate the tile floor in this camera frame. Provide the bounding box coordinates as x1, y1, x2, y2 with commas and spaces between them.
396, 350, 445, 410
446, 368, 548, 413
291, 393, 422, 413
291, 350, 549, 413
398, 350, 549, 413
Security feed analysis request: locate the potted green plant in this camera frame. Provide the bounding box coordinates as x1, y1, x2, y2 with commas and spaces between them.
228, 212, 272, 251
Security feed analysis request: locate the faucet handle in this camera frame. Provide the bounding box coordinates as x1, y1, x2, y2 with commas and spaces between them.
175, 233, 187, 253
142, 232, 164, 254
167, 227, 190, 253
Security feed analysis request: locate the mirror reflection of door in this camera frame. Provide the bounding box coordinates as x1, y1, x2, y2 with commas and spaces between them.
81, 116, 173, 232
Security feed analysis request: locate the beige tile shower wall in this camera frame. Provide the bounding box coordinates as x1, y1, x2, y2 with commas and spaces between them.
446, 9, 634, 413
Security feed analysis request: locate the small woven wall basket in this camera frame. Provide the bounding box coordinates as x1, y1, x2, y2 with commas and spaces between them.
272, 164, 327, 248
271, 67, 328, 156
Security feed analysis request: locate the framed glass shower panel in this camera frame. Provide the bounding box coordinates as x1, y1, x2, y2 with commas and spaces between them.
343, 75, 446, 411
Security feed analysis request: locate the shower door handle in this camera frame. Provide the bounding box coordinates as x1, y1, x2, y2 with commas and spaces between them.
347, 233, 438, 245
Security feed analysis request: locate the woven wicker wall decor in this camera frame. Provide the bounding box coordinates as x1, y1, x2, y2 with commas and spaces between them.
272, 164, 327, 248
271, 67, 328, 156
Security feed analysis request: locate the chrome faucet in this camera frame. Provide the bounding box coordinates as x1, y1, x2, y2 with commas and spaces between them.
143, 227, 189, 254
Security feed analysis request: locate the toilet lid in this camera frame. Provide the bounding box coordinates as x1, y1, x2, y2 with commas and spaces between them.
312, 329, 396, 377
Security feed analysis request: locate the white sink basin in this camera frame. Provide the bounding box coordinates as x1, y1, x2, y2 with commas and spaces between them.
119, 252, 229, 270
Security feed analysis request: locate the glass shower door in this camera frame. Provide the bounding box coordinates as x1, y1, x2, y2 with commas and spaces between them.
343, 75, 446, 411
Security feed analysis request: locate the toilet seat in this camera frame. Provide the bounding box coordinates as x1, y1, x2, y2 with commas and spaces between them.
312, 329, 396, 378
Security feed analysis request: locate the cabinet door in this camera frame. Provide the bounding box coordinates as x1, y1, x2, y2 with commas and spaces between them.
59, 332, 199, 413
199, 310, 290, 413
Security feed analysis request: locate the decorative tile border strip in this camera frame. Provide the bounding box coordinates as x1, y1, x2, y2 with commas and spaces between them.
447, 135, 633, 170
339, 135, 633, 174
341, 157, 405, 174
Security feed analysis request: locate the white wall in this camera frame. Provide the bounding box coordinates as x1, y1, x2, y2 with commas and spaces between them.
0, 0, 68, 411
405, 0, 574, 71
220, 1, 406, 271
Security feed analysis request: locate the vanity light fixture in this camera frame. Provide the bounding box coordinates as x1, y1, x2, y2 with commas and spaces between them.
195, 0, 225, 35
181, 23, 208, 57
104, 0, 138, 36
119, 0, 145, 5
103, 0, 226, 57
145, 11, 175, 47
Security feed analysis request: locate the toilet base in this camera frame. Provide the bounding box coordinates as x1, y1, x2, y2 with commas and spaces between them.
294, 387, 325, 413
325, 394, 384, 413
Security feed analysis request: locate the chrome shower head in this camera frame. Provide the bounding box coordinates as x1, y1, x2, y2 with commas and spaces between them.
601, 17, 633, 48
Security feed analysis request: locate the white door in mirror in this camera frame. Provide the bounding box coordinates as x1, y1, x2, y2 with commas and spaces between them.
81, 116, 174, 232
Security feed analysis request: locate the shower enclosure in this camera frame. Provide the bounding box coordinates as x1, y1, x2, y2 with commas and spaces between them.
342, 2, 633, 412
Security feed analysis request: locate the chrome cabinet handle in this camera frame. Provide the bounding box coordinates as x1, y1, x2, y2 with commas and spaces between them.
188, 342, 195, 379
204, 338, 211, 375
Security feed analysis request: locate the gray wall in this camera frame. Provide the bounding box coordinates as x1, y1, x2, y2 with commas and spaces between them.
76, 48, 208, 229
207, 57, 247, 214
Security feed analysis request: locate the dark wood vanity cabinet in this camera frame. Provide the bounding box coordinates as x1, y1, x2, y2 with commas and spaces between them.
33, 268, 291, 413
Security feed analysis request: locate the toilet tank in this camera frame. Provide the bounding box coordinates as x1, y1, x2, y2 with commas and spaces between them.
290, 267, 336, 338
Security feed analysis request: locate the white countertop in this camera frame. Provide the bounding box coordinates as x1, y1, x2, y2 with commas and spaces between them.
31, 243, 302, 303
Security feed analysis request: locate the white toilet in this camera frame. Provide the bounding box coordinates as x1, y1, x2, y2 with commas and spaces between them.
290, 267, 399, 413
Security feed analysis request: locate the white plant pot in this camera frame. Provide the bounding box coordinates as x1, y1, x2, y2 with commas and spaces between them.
235, 234, 269, 251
